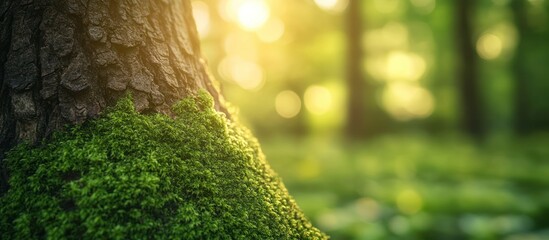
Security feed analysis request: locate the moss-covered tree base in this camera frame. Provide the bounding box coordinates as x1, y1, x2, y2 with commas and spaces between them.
0, 92, 326, 239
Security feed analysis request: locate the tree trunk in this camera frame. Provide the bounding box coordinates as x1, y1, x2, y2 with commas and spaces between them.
511, 0, 530, 134
455, 0, 484, 138
0, 2, 326, 239
345, 0, 385, 138
0, 0, 227, 148
0, 0, 226, 194
511, 0, 549, 134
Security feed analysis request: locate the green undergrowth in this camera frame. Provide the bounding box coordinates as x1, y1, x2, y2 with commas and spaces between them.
0, 91, 326, 239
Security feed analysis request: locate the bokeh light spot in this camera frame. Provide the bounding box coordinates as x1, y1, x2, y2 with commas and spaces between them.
382, 83, 435, 121
275, 90, 302, 118
218, 56, 264, 90
477, 33, 503, 60
396, 189, 423, 215
236, 0, 270, 30
314, 0, 349, 13
385, 51, 426, 82
304, 85, 333, 115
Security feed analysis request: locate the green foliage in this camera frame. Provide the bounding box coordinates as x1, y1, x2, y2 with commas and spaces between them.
264, 135, 549, 240
0, 92, 326, 239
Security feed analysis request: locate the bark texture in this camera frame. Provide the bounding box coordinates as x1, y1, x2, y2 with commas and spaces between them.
0, 0, 226, 150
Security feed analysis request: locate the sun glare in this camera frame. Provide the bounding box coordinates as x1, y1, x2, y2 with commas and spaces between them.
236, 0, 270, 30
219, 0, 270, 31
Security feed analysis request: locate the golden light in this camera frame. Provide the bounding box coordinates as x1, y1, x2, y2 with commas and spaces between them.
257, 17, 285, 43
191, 1, 210, 38
385, 51, 426, 82
314, 0, 338, 10
313, 0, 349, 13
382, 83, 435, 121
362, 23, 409, 59
218, 0, 270, 31
396, 189, 423, 215
275, 90, 302, 118
224, 33, 258, 60
218, 56, 264, 90
304, 85, 333, 115
218, 0, 238, 21
477, 33, 503, 60
381, 22, 409, 48
236, 0, 270, 31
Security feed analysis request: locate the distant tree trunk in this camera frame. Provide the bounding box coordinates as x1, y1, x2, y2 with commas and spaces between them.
455, 0, 484, 138
511, 0, 549, 134
0, 0, 226, 193
345, 0, 384, 138
511, 0, 530, 134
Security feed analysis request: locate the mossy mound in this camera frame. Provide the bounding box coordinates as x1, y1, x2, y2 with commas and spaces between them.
0, 92, 326, 239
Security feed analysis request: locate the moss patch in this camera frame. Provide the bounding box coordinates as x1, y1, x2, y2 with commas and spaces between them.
0, 91, 326, 239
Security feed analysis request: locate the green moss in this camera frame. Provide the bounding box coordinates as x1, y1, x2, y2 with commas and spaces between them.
0, 91, 327, 239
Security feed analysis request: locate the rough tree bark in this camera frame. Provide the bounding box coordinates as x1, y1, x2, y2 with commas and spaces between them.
0, 2, 327, 238
0, 0, 227, 192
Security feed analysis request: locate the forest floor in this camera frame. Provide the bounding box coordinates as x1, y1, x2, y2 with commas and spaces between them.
262, 134, 549, 240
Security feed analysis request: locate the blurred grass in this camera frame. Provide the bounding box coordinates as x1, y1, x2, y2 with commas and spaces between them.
261, 134, 549, 240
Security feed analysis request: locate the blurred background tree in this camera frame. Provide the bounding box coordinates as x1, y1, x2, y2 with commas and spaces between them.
193, 0, 549, 239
